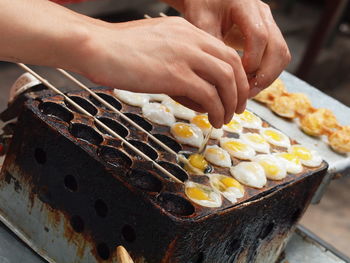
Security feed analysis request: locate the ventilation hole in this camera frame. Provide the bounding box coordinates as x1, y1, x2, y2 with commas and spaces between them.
152, 134, 182, 153
70, 215, 84, 233
127, 140, 158, 160
39, 102, 73, 123
259, 222, 275, 240
99, 146, 132, 169
158, 161, 188, 182
34, 148, 46, 164
70, 123, 103, 145
291, 208, 303, 223
94, 199, 108, 218
64, 174, 78, 192
90, 92, 122, 111
65, 96, 98, 116
97, 242, 110, 260
123, 113, 153, 132
95, 117, 129, 138
192, 252, 204, 263
157, 192, 195, 216
122, 225, 136, 243
129, 169, 162, 192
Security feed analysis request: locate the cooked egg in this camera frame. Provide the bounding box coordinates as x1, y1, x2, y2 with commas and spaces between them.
300, 108, 340, 136
190, 115, 224, 139
253, 78, 287, 104
328, 126, 350, 153
230, 162, 266, 188
113, 89, 150, 107
170, 122, 203, 148
204, 145, 231, 168
235, 110, 262, 129
142, 103, 175, 126
253, 154, 287, 180
148, 93, 169, 102
220, 138, 256, 160
162, 98, 196, 121
223, 118, 243, 134
187, 153, 209, 173
209, 174, 244, 203
274, 152, 303, 174
289, 145, 322, 167
185, 181, 222, 208
260, 128, 291, 148
241, 133, 270, 153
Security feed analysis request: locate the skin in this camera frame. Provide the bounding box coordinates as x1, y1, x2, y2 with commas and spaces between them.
0, 0, 290, 128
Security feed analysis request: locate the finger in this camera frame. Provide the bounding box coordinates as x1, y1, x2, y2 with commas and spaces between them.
171, 96, 206, 112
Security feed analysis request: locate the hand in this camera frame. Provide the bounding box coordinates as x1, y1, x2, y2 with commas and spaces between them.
79, 17, 250, 128
169, 0, 291, 96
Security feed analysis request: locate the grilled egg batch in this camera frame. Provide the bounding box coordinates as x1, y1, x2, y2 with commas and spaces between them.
113, 89, 324, 209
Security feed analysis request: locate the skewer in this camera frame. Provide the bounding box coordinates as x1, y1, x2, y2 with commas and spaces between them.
198, 126, 213, 155
17, 63, 183, 184
116, 246, 134, 263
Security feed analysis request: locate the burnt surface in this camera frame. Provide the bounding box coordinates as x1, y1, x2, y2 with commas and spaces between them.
0, 86, 328, 263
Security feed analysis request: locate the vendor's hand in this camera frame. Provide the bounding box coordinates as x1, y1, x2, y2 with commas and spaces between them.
79, 17, 250, 128
165, 0, 291, 97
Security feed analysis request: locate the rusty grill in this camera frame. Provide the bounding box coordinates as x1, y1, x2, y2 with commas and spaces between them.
0, 66, 328, 263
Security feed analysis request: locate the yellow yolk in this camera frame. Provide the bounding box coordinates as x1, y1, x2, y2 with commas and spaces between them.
259, 161, 279, 176
239, 110, 255, 122
206, 148, 226, 160
219, 177, 244, 192
279, 153, 301, 164
160, 105, 171, 113
173, 123, 195, 138
192, 115, 211, 129
224, 141, 247, 152
226, 120, 241, 130
186, 187, 210, 201
291, 146, 312, 160
247, 134, 266, 144
264, 130, 282, 141
188, 154, 208, 171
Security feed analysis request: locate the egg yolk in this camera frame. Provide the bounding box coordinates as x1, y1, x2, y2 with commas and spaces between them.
279, 153, 300, 164
248, 134, 266, 144
225, 119, 241, 131
192, 115, 211, 129
264, 130, 282, 141
188, 154, 208, 171
259, 161, 279, 176
239, 110, 255, 123
291, 146, 312, 160
206, 148, 226, 160
160, 105, 171, 113
186, 187, 210, 201
173, 123, 194, 138
219, 177, 244, 192
224, 141, 247, 152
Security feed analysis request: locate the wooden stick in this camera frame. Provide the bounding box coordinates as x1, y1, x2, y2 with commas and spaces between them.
116, 246, 134, 263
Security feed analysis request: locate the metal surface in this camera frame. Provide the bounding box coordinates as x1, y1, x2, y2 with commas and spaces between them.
248, 71, 350, 203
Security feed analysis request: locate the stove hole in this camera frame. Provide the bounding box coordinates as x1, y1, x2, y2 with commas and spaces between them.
259, 222, 275, 240
66, 96, 98, 116
157, 192, 195, 216
95, 199, 108, 218
152, 134, 182, 153
64, 174, 78, 192
95, 117, 129, 138
122, 225, 136, 243
127, 140, 158, 160
97, 242, 110, 260
34, 148, 46, 164
158, 161, 188, 182
193, 252, 204, 263
90, 92, 122, 111
123, 113, 153, 132
129, 169, 162, 192
70, 123, 103, 145
70, 215, 84, 233
99, 146, 132, 169
39, 102, 73, 123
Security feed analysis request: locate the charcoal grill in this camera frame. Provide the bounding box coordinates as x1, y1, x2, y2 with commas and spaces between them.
0, 66, 328, 263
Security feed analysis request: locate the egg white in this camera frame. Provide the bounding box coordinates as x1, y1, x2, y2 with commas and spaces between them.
220, 138, 256, 160
235, 110, 262, 129
148, 93, 169, 102
162, 98, 196, 121
230, 162, 267, 188
253, 154, 287, 180
223, 118, 243, 134
142, 103, 175, 126
260, 128, 291, 148
289, 145, 323, 167
185, 181, 222, 208
170, 122, 204, 148
241, 133, 270, 153
208, 174, 244, 204
190, 115, 224, 140
204, 145, 232, 168
113, 89, 150, 107
274, 152, 303, 174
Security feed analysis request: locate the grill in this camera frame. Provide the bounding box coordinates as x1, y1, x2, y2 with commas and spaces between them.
0, 66, 328, 263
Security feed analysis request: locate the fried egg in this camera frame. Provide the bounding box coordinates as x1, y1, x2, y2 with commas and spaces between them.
148, 93, 169, 102
170, 122, 203, 148
142, 103, 175, 126
230, 162, 266, 188
260, 128, 291, 148
209, 174, 244, 203
220, 138, 256, 160
223, 118, 243, 134
289, 145, 322, 167
187, 153, 209, 173
235, 110, 262, 129
328, 126, 350, 153
185, 181, 222, 208
113, 89, 150, 107
204, 145, 231, 168
190, 115, 224, 139
253, 78, 287, 104
241, 133, 270, 153
253, 154, 287, 180
162, 98, 196, 121
274, 152, 303, 174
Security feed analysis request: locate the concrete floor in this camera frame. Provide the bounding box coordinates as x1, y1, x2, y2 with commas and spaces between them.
0, 0, 349, 259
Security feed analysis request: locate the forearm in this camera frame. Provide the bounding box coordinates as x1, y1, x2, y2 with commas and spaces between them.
0, 0, 97, 74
